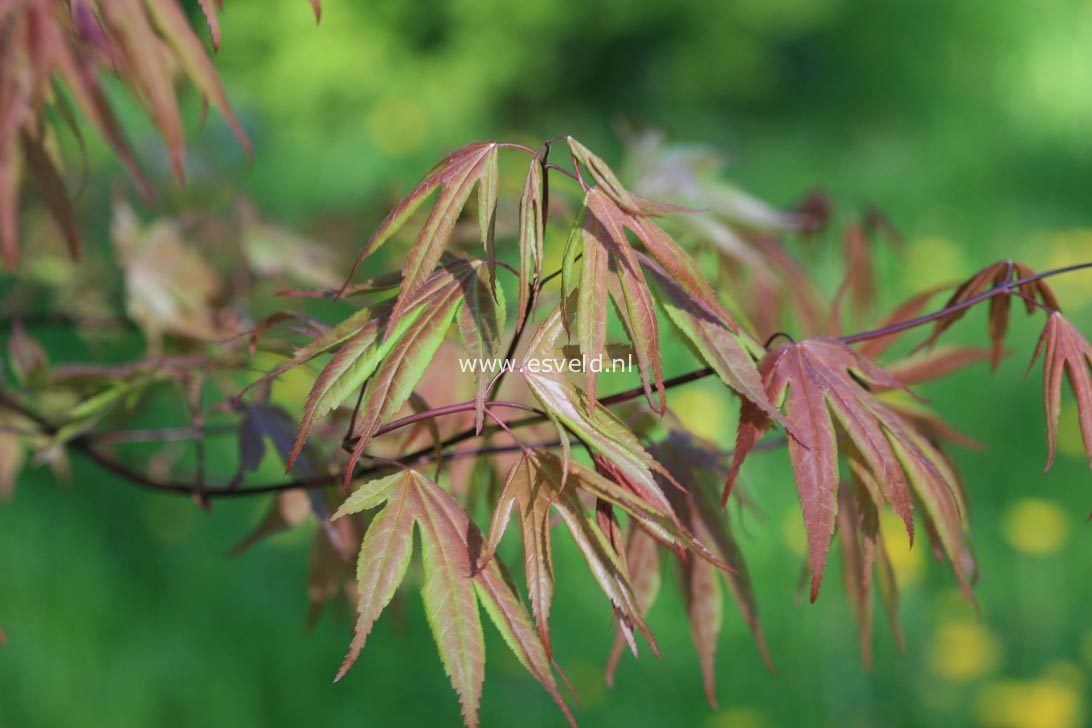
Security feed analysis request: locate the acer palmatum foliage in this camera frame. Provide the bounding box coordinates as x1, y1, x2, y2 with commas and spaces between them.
4, 133, 1092, 726
0, 0, 320, 266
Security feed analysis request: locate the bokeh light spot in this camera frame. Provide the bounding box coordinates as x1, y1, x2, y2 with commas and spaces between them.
927, 620, 1001, 681
974, 666, 1086, 728
1002, 498, 1070, 556
880, 510, 923, 587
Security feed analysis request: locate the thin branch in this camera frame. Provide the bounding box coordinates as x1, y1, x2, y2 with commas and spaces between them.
840, 260, 1092, 345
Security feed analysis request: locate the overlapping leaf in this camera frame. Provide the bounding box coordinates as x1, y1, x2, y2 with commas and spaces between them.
457, 256, 506, 433
560, 143, 767, 411
482, 449, 728, 661
520, 305, 666, 506
918, 260, 1059, 369
333, 468, 574, 728
238, 257, 485, 483
725, 337, 976, 601
836, 477, 904, 667
645, 257, 791, 431
338, 142, 500, 327
598, 435, 771, 706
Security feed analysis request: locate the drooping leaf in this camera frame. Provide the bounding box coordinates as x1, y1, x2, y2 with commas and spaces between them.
482, 454, 556, 653
333, 468, 572, 727
143, 0, 251, 155
1029, 311, 1092, 471
520, 306, 663, 506
2, 0, 266, 263
483, 451, 657, 654
918, 261, 1059, 369
652, 436, 772, 670
603, 523, 661, 682
836, 476, 905, 667
484, 448, 728, 665
726, 338, 976, 601
645, 258, 789, 431
337, 478, 418, 681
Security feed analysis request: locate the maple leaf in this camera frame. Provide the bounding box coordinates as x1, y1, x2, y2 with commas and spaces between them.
604, 435, 771, 707
0, 0, 268, 265
726, 337, 976, 601
561, 141, 760, 411
333, 468, 575, 728
836, 478, 904, 668
1029, 312, 1092, 470
516, 159, 545, 331
338, 142, 500, 327
519, 304, 670, 512
482, 449, 728, 661
918, 261, 1059, 369
561, 188, 665, 410
645, 257, 792, 432
239, 256, 489, 484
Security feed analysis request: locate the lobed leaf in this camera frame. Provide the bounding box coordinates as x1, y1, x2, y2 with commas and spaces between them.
1030, 312, 1092, 471
333, 468, 572, 727
726, 338, 976, 601
918, 261, 1058, 369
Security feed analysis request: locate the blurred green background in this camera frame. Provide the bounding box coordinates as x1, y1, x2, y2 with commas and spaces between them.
3, 0, 1092, 726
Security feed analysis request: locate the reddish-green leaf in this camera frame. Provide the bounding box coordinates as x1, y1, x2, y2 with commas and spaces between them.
338, 143, 497, 326
918, 261, 1059, 369
521, 306, 663, 506
516, 160, 545, 331
646, 259, 789, 431
604, 525, 661, 686
482, 455, 556, 653
1030, 312, 1092, 470
457, 262, 506, 433
726, 338, 976, 601
334, 468, 572, 727
144, 0, 251, 156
